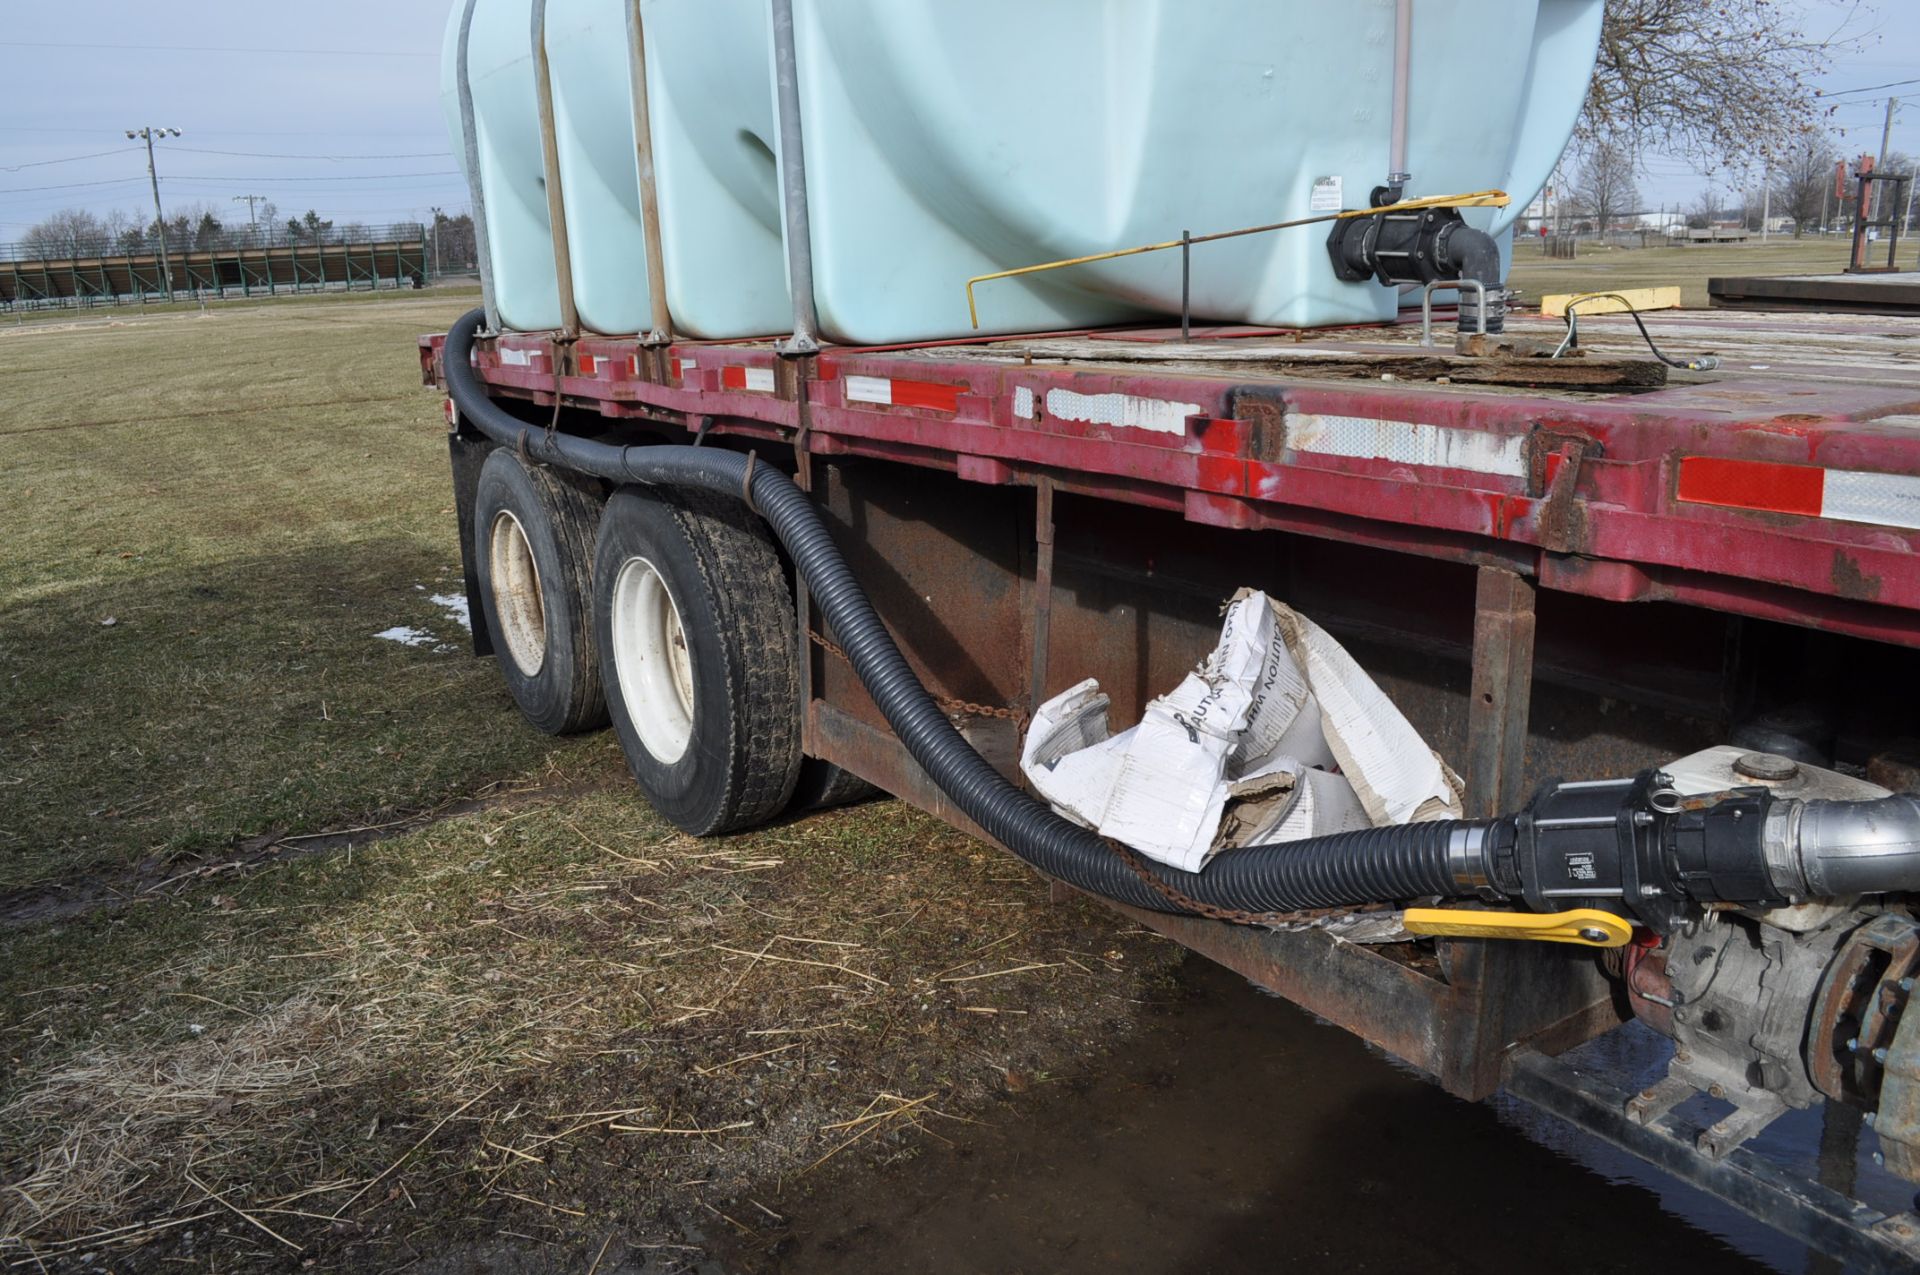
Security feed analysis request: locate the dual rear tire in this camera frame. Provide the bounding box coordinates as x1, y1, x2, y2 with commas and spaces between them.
472, 450, 607, 736
591, 487, 802, 835
471, 450, 862, 835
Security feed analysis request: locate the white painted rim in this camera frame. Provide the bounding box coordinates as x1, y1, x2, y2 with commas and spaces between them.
610, 555, 695, 764
487, 509, 547, 677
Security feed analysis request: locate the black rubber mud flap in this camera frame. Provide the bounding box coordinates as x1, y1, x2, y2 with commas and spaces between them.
471, 449, 608, 735
593, 487, 802, 835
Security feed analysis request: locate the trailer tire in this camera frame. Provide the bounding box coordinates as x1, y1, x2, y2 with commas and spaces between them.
472, 450, 608, 736
594, 486, 802, 835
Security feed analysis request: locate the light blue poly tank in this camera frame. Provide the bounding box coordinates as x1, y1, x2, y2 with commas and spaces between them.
445, 0, 1602, 342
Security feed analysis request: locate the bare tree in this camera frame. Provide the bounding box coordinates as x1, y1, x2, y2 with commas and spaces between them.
1686, 185, 1719, 231
432, 210, 478, 271
1582, 0, 1861, 170
1772, 133, 1838, 235
1569, 141, 1639, 234
23, 209, 110, 258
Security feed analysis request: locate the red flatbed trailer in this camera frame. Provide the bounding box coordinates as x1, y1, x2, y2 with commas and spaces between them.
425, 305, 1920, 1269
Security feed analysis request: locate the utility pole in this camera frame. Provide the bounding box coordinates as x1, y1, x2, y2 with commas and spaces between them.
429, 205, 443, 279
1877, 97, 1899, 224
231, 194, 267, 242
127, 126, 181, 298
1761, 161, 1772, 243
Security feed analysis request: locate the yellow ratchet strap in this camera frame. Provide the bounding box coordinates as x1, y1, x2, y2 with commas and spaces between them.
1402, 907, 1632, 948
964, 187, 1512, 328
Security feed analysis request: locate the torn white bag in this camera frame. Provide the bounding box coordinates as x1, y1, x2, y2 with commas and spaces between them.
1020, 590, 1461, 872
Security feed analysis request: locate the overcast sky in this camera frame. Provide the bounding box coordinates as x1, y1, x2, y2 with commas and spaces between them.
1, 0, 1915, 239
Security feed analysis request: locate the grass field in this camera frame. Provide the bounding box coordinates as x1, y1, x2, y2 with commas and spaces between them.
0, 292, 1174, 1270
1507, 234, 1920, 310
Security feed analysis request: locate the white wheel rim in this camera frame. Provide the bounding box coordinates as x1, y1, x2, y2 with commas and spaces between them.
610, 555, 695, 763
487, 510, 547, 677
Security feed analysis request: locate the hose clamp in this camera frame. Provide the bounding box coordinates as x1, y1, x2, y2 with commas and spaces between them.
1762, 799, 1807, 898
1448, 824, 1500, 900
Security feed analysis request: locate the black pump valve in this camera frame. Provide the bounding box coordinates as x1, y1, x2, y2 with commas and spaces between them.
1485, 771, 1789, 934
1324, 205, 1506, 334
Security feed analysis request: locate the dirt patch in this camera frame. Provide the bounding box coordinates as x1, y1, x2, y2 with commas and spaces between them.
0, 774, 615, 928
0, 793, 1182, 1271
711, 958, 1790, 1275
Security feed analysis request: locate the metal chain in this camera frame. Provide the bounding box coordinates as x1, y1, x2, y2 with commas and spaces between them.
806, 630, 1027, 724
1099, 834, 1346, 928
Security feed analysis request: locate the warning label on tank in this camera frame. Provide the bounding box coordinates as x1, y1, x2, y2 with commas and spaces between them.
1564, 852, 1598, 882
1309, 176, 1344, 212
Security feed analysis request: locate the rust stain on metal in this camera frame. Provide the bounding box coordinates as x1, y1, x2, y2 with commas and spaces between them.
1527, 430, 1599, 555
1832, 551, 1884, 602
1807, 915, 1920, 1106
1233, 396, 1287, 459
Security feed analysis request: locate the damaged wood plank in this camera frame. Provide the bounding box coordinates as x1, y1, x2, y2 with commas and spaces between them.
985, 337, 1667, 389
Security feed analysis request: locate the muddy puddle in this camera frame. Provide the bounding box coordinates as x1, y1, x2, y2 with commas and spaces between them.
718, 956, 1807, 1274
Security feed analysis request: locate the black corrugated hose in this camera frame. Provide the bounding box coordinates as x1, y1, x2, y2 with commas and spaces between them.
443, 308, 1501, 918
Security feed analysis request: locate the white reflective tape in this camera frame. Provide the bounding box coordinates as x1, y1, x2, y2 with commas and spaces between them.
1821, 468, 1920, 531
499, 348, 533, 366
680, 359, 698, 371
1044, 388, 1200, 436
743, 366, 774, 392
630, 355, 641, 376
1287, 413, 1526, 477
845, 375, 893, 405
1012, 386, 1036, 420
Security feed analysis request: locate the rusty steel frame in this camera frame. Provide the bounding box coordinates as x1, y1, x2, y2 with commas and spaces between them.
425, 320, 1920, 651
428, 314, 1920, 1099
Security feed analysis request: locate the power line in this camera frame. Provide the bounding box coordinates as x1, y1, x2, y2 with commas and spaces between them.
1, 146, 140, 173
1819, 76, 1920, 100
164, 171, 462, 183
169, 146, 451, 161
0, 126, 446, 137
0, 40, 432, 57
0, 176, 149, 195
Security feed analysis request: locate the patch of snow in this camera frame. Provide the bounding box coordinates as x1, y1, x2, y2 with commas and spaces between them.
375, 626, 435, 648
430, 592, 472, 633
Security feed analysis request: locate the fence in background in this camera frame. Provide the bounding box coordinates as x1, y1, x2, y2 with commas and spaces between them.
1, 230, 432, 311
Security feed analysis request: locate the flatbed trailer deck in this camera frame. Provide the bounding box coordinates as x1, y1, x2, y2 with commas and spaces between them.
426, 305, 1920, 1270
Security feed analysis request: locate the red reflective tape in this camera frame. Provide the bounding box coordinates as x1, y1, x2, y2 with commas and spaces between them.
721, 365, 747, 389
578, 354, 597, 375
889, 379, 961, 413
1677, 456, 1824, 517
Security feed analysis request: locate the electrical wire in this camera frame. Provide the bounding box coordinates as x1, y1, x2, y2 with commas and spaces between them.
1818, 76, 1920, 100
0, 40, 431, 57
0, 176, 149, 195
1, 147, 140, 173
1550, 294, 1720, 371
167, 146, 452, 162
163, 171, 462, 183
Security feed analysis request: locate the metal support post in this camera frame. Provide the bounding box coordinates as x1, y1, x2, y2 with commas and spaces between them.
626, 0, 674, 346
455, 0, 502, 332
530, 0, 580, 337
1466, 565, 1537, 818
1028, 476, 1056, 724
770, 0, 821, 354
